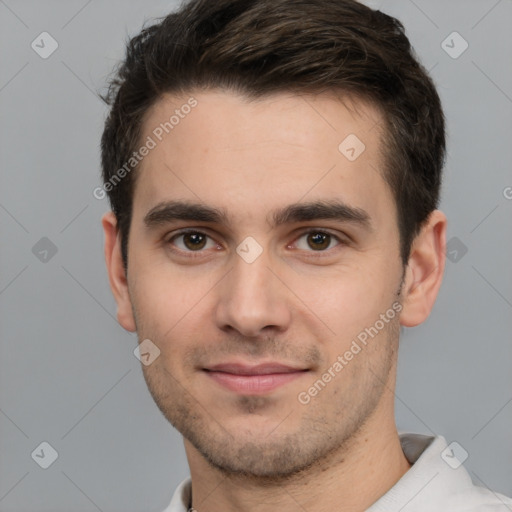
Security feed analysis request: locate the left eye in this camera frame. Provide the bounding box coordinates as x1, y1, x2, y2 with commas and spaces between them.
294, 231, 341, 251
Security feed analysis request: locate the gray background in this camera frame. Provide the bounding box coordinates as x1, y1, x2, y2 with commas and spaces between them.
1, 0, 511, 510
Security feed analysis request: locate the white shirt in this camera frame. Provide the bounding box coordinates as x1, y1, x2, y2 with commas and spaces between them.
162, 432, 512, 511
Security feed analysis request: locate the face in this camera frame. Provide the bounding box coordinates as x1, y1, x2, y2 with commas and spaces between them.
119, 89, 408, 479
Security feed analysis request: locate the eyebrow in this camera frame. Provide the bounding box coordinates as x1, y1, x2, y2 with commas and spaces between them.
143, 199, 373, 232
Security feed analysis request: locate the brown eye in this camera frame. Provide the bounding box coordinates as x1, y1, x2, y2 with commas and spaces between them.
168, 231, 217, 252
292, 230, 344, 253
182, 232, 207, 250
306, 232, 331, 250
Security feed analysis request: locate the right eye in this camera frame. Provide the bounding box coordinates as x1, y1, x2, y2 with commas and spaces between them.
166, 230, 220, 254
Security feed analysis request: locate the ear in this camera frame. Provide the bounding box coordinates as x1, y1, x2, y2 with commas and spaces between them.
399, 209, 447, 327
102, 211, 137, 332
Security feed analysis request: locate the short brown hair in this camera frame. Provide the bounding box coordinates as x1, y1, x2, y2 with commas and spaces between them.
100, 0, 445, 270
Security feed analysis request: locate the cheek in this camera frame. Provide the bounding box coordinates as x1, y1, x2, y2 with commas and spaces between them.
130, 266, 203, 334
289, 261, 397, 342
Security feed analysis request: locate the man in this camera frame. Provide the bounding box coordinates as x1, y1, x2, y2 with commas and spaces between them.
99, 0, 512, 510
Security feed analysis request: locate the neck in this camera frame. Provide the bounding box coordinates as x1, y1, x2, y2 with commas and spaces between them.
184, 401, 411, 512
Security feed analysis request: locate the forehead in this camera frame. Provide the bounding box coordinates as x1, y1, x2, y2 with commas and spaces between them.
132, 89, 394, 230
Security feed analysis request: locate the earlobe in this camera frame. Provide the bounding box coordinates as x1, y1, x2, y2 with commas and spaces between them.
399, 210, 447, 328
101, 211, 137, 332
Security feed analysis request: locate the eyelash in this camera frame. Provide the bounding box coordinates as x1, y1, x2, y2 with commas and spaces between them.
164, 228, 347, 258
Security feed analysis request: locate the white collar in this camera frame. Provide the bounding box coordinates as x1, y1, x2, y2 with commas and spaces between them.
162, 432, 512, 511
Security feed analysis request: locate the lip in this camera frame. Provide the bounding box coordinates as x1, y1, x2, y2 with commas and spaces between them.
206, 362, 305, 375
203, 362, 309, 395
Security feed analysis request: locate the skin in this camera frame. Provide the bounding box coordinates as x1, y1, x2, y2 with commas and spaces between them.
102, 89, 446, 512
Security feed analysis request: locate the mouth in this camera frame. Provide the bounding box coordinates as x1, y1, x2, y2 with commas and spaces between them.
202, 362, 310, 395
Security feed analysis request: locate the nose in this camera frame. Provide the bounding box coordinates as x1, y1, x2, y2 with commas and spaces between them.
214, 246, 292, 338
